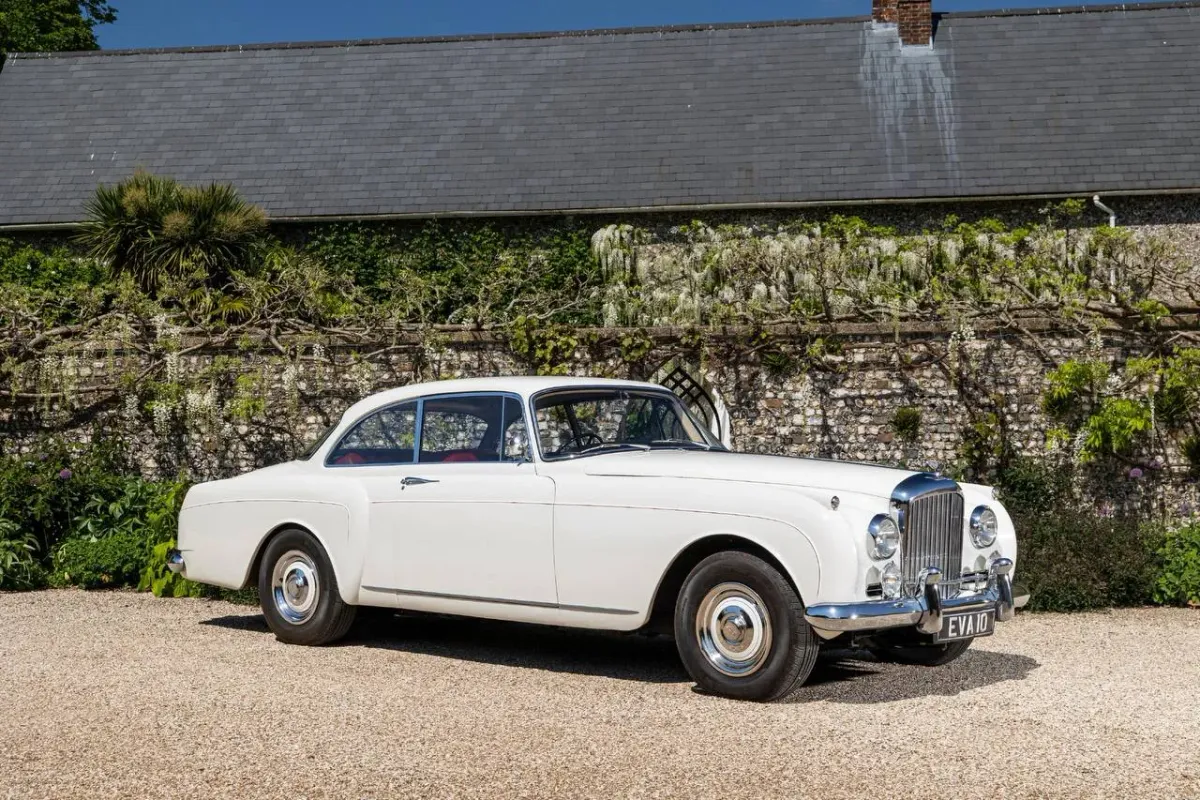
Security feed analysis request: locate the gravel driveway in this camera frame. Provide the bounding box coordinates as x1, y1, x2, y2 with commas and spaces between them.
1, 591, 1197, 799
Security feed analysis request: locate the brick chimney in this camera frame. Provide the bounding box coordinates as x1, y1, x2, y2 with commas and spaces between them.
898, 0, 932, 46
873, 0, 933, 47
871, 0, 898, 24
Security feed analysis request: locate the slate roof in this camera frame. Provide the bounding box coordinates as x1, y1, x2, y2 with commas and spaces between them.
1, 2, 1199, 227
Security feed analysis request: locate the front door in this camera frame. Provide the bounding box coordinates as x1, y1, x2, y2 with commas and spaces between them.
383, 393, 556, 605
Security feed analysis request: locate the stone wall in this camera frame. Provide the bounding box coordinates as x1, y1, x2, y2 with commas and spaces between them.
3, 320, 1195, 517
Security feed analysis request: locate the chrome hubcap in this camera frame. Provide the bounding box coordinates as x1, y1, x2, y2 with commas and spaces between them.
695, 582, 773, 677
271, 550, 320, 624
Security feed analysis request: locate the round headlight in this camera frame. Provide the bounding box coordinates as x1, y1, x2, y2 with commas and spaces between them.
881, 563, 902, 599
970, 506, 999, 548
868, 514, 900, 560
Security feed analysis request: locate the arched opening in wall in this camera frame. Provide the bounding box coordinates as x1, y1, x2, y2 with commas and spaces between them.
652, 361, 731, 447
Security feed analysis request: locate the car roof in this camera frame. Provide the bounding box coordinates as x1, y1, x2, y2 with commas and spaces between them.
340, 376, 667, 421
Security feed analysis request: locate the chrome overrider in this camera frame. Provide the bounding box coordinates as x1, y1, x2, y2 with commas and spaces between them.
166, 549, 186, 576
804, 557, 1030, 634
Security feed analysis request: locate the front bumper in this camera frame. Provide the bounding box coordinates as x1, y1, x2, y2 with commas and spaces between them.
804, 558, 1029, 635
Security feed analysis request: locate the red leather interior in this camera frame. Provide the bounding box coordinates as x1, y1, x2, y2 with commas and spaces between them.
334, 452, 366, 465
440, 451, 479, 463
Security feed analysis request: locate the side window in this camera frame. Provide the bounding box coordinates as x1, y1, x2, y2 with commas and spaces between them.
327, 402, 417, 466
419, 395, 504, 463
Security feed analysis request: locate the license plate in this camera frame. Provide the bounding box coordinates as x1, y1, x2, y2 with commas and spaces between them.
937, 609, 995, 642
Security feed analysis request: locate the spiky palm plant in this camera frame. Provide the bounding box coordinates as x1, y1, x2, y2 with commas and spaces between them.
77, 172, 267, 292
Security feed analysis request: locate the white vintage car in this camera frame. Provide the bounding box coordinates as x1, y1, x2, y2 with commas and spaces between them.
170, 376, 1028, 701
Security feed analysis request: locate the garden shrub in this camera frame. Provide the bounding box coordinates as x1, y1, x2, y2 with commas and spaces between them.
0, 237, 105, 289
1013, 514, 1163, 612
995, 456, 1171, 612
52, 531, 148, 589
1154, 522, 1200, 606
0, 517, 45, 590
0, 439, 191, 591
0, 438, 134, 564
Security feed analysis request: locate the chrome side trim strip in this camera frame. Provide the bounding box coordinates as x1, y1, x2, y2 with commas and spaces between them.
361, 586, 639, 616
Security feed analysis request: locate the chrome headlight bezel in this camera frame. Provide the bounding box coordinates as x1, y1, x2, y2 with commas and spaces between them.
868, 514, 900, 560
969, 505, 999, 548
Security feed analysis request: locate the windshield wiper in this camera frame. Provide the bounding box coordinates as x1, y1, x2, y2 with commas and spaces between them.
578, 442, 652, 454
647, 439, 714, 451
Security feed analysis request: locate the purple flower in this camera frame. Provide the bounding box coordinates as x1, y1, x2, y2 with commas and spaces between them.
1097, 500, 1116, 519
57, 468, 72, 480
1128, 467, 1144, 480
1149, 455, 1166, 470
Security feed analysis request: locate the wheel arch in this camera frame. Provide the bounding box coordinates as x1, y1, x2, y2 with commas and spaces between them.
243, 520, 351, 604
643, 534, 806, 635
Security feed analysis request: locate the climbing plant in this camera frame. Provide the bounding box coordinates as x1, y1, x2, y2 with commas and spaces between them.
1043, 349, 1200, 470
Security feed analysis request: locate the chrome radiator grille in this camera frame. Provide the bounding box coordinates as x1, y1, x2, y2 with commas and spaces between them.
900, 489, 965, 599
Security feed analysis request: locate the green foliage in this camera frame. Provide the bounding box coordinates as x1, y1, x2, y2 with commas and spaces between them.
53, 531, 146, 589
1154, 523, 1200, 606
618, 329, 654, 365
0, 0, 116, 56
995, 457, 1073, 519
959, 412, 1007, 477
304, 219, 600, 326
1015, 514, 1162, 612
77, 172, 268, 291
1043, 351, 1200, 465
72, 476, 182, 540
508, 316, 578, 375
890, 406, 922, 444
140, 539, 204, 598
1043, 359, 1110, 418
0, 440, 189, 591
0, 438, 134, 559
993, 457, 1167, 612
1080, 397, 1153, 460
0, 238, 105, 289
0, 517, 42, 589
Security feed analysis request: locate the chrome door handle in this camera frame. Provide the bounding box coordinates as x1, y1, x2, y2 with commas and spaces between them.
401, 476, 438, 486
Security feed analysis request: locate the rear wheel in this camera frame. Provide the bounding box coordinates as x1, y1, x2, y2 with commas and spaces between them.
869, 639, 972, 666
258, 528, 356, 646
674, 551, 818, 701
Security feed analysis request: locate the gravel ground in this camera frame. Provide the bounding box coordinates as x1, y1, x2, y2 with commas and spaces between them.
1, 591, 1197, 800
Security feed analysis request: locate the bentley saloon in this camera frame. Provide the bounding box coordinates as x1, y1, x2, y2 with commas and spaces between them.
170, 377, 1028, 701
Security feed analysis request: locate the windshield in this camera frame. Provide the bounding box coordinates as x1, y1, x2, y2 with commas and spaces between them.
533, 389, 725, 459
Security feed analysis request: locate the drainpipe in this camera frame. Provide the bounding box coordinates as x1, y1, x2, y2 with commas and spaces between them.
1092, 195, 1116, 227
1092, 195, 1118, 301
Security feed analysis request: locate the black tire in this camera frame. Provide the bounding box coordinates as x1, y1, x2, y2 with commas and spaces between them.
258, 528, 357, 646
870, 639, 972, 666
674, 551, 818, 702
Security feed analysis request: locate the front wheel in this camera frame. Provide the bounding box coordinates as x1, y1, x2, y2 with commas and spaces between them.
674, 551, 818, 701
258, 528, 357, 646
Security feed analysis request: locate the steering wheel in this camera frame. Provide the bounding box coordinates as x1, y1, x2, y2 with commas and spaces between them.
554, 431, 605, 455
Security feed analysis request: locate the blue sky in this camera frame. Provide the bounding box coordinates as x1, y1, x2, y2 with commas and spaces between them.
98, 0, 1057, 49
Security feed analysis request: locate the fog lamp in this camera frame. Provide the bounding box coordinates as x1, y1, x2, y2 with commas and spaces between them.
868, 514, 900, 560
881, 563, 903, 599
970, 506, 999, 548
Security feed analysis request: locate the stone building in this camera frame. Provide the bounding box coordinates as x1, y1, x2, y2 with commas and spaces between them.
1, 1, 1198, 502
